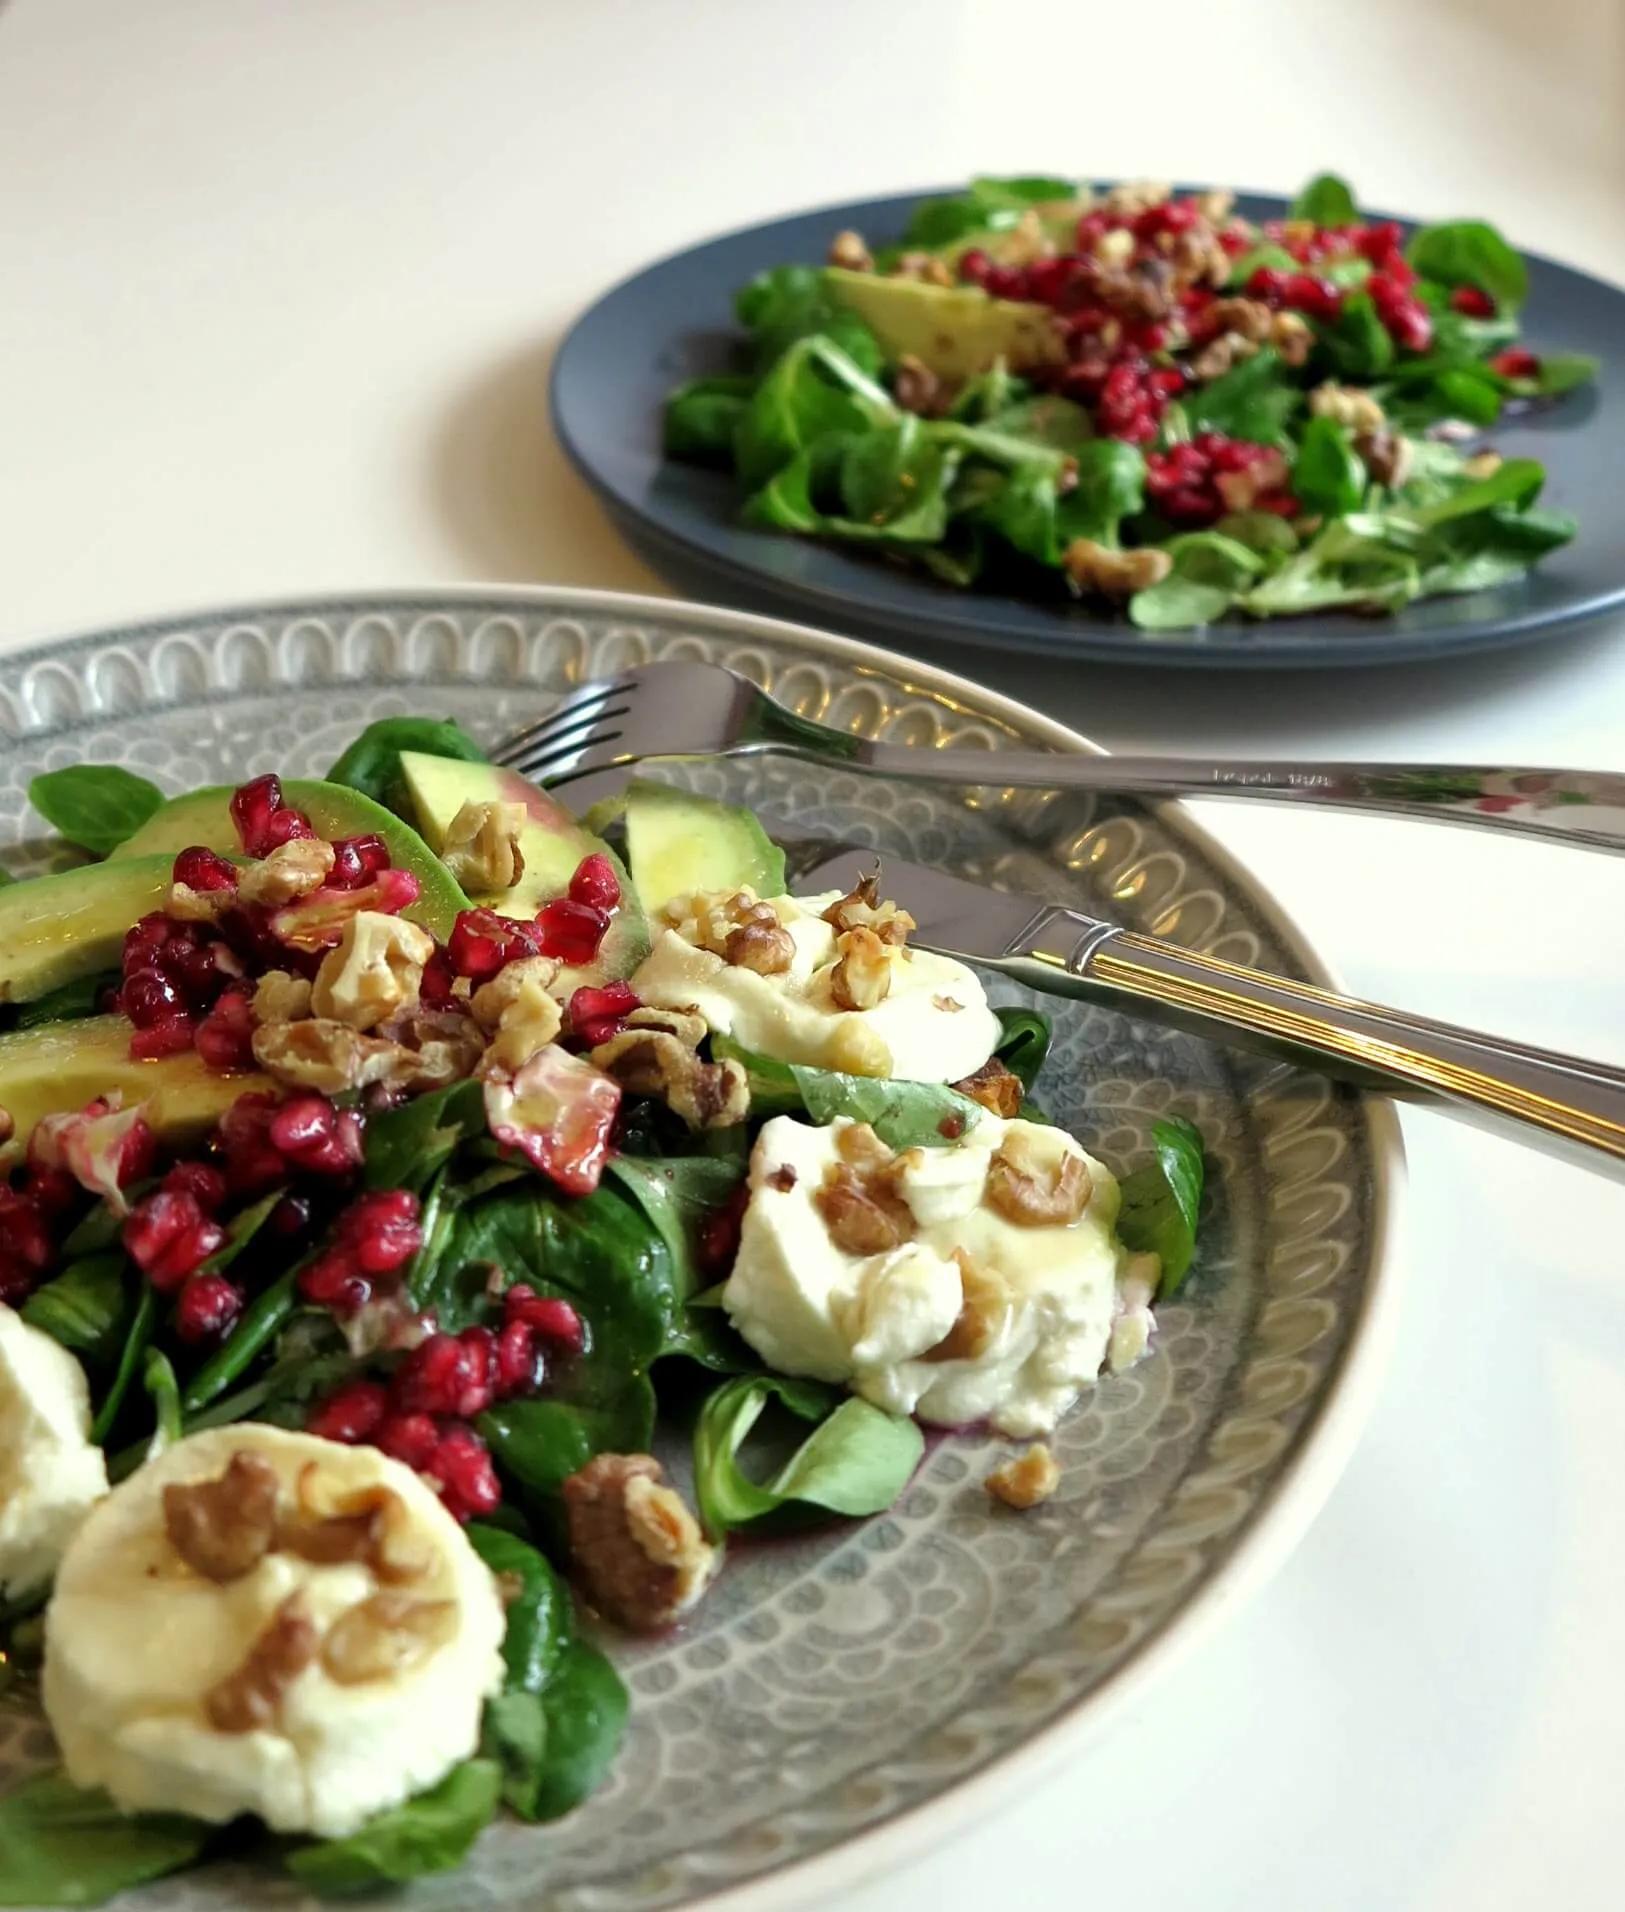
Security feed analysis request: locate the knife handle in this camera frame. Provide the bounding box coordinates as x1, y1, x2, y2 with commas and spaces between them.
1005, 910, 1625, 1180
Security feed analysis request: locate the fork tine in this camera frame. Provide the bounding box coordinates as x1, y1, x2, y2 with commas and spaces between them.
490, 676, 636, 767
503, 723, 630, 783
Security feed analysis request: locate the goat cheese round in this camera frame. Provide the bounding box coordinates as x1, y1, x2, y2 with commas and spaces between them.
631, 891, 1001, 1083
43, 1424, 505, 1838
723, 1114, 1133, 1437
0, 1303, 108, 1598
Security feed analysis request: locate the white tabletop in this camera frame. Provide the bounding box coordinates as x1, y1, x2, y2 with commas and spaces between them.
4, 3, 1625, 1906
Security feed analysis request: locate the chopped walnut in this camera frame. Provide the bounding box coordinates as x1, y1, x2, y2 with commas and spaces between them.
828, 228, 874, 272
951, 1056, 1024, 1118
622, 1003, 708, 1047
766, 1163, 798, 1192
834, 1119, 895, 1175
166, 879, 235, 925
471, 955, 565, 1071
1103, 179, 1171, 215
204, 1592, 318, 1733
1355, 427, 1413, 488
925, 1249, 1010, 1362
562, 1453, 718, 1631
238, 837, 336, 909
933, 994, 964, 1013
890, 249, 956, 287
252, 969, 313, 1024
589, 1025, 748, 1130
663, 887, 789, 961
1215, 446, 1289, 514
985, 1130, 1092, 1226
372, 1006, 486, 1089
253, 1016, 394, 1095
723, 905, 795, 976
893, 353, 953, 418
816, 1159, 914, 1256
163, 1449, 280, 1583
1270, 310, 1314, 367
1310, 382, 1387, 432
829, 925, 891, 1011
442, 799, 527, 894
1193, 188, 1236, 223
1092, 226, 1136, 268
1191, 331, 1258, 382
1462, 451, 1503, 480
819, 872, 914, 948
1064, 538, 1173, 600
1203, 297, 1275, 343
310, 911, 434, 1032
322, 1592, 457, 1685
985, 1444, 1060, 1510
280, 1466, 432, 1585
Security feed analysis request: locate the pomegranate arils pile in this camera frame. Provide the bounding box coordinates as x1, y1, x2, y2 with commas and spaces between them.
230, 774, 315, 858
328, 833, 390, 890
448, 907, 542, 980
569, 979, 639, 1047
298, 1187, 421, 1316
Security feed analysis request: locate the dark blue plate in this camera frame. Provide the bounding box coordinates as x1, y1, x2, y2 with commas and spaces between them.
551, 186, 1623, 669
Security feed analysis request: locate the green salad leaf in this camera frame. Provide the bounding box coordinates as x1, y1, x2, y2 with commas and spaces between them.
1116, 1116, 1206, 1294
284, 1760, 501, 1892
693, 1374, 923, 1541
992, 1006, 1051, 1091
11, 972, 118, 1030
664, 374, 757, 461
0, 1770, 210, 1908
735, 264, 884, 374
325, 715, 486, 818
1292, 416, 1367, 515
22, 1255, 130, 1362
900, 174, 1076, 250
1408, 218, 1528, 310
29, 767, 165, 858
1182, 350, 1299, 444
1290, 172, 1358, 225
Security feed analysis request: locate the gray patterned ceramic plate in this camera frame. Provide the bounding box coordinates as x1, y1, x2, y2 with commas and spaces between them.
0, 590, 1402, 1909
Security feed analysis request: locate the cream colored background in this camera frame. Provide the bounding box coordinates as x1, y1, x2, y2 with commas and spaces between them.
3, 3, 1624, 1907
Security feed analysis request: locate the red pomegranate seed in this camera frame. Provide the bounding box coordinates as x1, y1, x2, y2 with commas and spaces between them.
958, 248, 993, 286
1491, 347, 1541, 380
391, 1331, 494, 1419
21, 1163, 79, 1219
493, 1318, 541, 1398
568, 980, 639, 1038
1282, 273, 1343, 321
418, 948, 457, 1007
306, 1379, 391, 1445
534, 897, 610, 965
194, 990, 257, 1073
267, 1192, 312, 1238
120, 966, 185, 1029
447, 907, 541, 981
0, 1189, 55, 1303
328, 834, 391, 890
567, 853, 621, 913
230, 775, 315, 858
267, 1093, 365, 1177
123, 1189, 226, 1294
1246, 266, 1292, 305
377, 1411, 441, 1470
174, 1272, 243, 1344
217, 1092, 287, 1196
172, 846, 239, 893
339, 1189, 423, 1276
129, 1013, 196, 1060
503, 1285, 586, 1354
1449, 286, 1496, 318
163, 1161, 228, 1212
298, 1249, 372, 1315
422, 1424, 502, 1523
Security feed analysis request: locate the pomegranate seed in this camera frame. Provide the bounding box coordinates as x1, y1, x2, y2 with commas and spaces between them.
267, 1094, 365, 1177
1247, 267, 1292, 305
958, 247, 993, 286
418, 948, 457, 1007
0, 1189, 55, 1303
21, 1163, 79, 1219
568, 980, 639, 1039
328, 834, 391, 890
422, 1424, 502, 1523
123, 1189, 226, 1294
503, 1286, 586, 1354
194, 990, 256, 1073
306, 1379, 390, 1445
230, 775, 315, 858
494, 1318, 542, 1398
377, 1411, 441, 1470
1448, 286, 1496, 318
298, 1249, 372, 1315
270, 869, 421, 952
174, 1272, 243, 1344
120, 966, 185, 1029
697, 1183, 749, 1275
568, 852, 621, 912
164, 1161, 228, 1212
129, 1013, 196, 1060
534, 897, 610, 965
1491, 347, 1541, 380
331, 1188, 422, 1269
171, 846, 239, 893
447, 906, 541, 980
217, 1092, 288, 1196
267, 1192, 312, 1237
391, 1331, 494, 1419
1282, 274, 1343, 321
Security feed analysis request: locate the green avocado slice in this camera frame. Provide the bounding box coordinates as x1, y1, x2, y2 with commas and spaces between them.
623, 782, 786, 916
822, 268, 1063, 379
0, 856, 194, 1006
111, 780, 466, 939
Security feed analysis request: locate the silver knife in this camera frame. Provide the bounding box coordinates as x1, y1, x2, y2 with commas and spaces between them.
791, 842, 1625, 1181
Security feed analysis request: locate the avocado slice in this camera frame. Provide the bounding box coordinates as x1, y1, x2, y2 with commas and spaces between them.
0, 1016, 272, 1164
623, 782, 786, 916
0, 857, 196, 1005
111, 780, 466, 940
822, 268, 1063, 379
397, 753, 649, 989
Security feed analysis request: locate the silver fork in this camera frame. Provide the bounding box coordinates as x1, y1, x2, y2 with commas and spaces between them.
493, 659, 1625, 854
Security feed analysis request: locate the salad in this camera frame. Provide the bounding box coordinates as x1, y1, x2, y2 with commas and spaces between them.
664, 173, 1597, 630
0, 722, 1204, 1905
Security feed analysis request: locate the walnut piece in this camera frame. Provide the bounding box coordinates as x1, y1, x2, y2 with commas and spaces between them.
1215, 447, 1289, 514
893, 352, 953, 418
985, 1131, 1092, 1227
590, 1024, 747, 1130
238, 837, 336, 909
1310, 382, 1387, 432
373, 1007, 486, 1090
985, 1443, 1060, 1510
252, 969, 313, 1024
1103, 179, 1171, 215
925, 1249, 1009, 1361
890, 248, 956, 287
951, 1056, 1024, 1119
1203, 297, 1275, 344
310, 911, 434, 1031
1063, 538, 1173, 600
1092, 226, 1136, 268
442, 799, 528, 894
1191, 331, 1258, 382
1270, 311, 1314, 367
165, 879, 235, 925
279, 1466, 432, 1585
819, 872, 914, 948
829, 925, 891, 1011
471, 954, 564, 1071
816, 1158, 914, 1256
1354, 427, 1413, 488
253, 1016, 393, 1094
828, 228, 873, 272
321, 1592, 457, 1685
204, 1592, 319, 1733
723, 907, 795, 976
163, 1449, 281, 1583
562, 1453, 717, 1631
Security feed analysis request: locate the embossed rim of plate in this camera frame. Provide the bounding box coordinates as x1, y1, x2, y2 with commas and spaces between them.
0, 585, 1405, 1909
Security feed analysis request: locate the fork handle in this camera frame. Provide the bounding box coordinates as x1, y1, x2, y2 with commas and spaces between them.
1002, 908, 1625, 1179
822, 744, 1625, 855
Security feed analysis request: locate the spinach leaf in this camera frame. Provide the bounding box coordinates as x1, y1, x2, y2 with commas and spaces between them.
12, 972, 118, 1030
664, 374, 757, 461
466, 1524, 569, 1692
480, 1395, 654, 1502
1128, 530, 1263, 631
901, 174, 1075, 249
694, 1375, 922, 1540
734, 265, 883, 374
949, 361, 1028, 422
142, 1348, 183, 1453
284, 1760, 501, 1892
839, 414, 955, 532
325, 716, 485, 817
22, 1256, 129, 1363
606, 1156, 756, 1369
1315, 293, 1395, 381
28, 767, 165, 858
1407, 219, 1528, 310
1292, 416, 1367, 515
1214, 509, 1300, 558
90, 1285, 156, 1445
363, 1078, 486, 1194
1183, 350, 1299, 444
515, 1641, 630, 1822
791, 1064, 982, 1146
1499, 351, 1599, 399
0, 1770, 210, 1909
198, 1188, 283, 1277
993, 1006, 1052, 1091
1227, 241, 1297, 286
1290, 172, 1358, 224
978, 392, 1094, 453
734, 336, 897, 489
1116, 1116, 1205, 1294
1057, 438, 1149, 547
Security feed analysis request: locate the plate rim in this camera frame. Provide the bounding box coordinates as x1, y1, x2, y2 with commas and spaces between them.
0, 583, 1407, 1906
549, 180, 1623, 669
